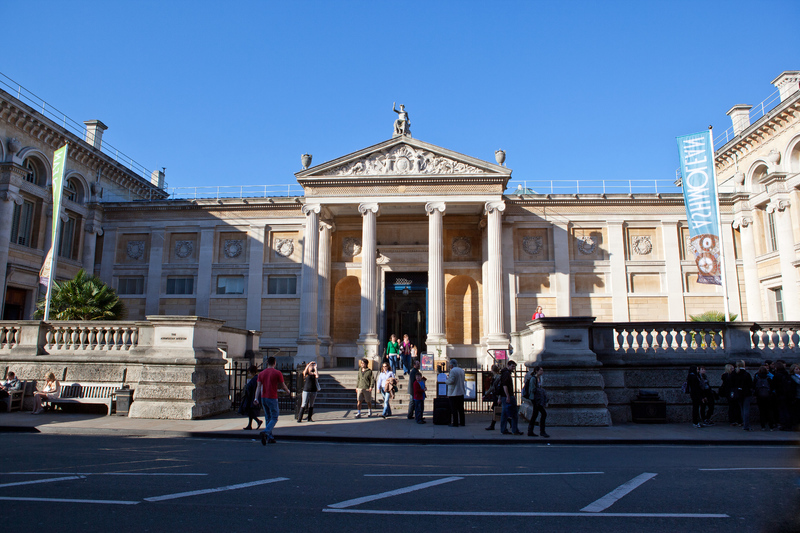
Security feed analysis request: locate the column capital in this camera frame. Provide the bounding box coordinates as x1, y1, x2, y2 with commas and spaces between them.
302, 203, 322, 216
358, 202, 380, 216
732, 215, 753, 229
766, 198, 790, 213
484, 200, 506, 215
84, 223, 104, 236
319, 220, 336, 233
425, 201, 446, 215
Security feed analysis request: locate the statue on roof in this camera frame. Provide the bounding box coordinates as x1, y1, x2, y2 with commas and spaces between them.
392, 102, 411, 137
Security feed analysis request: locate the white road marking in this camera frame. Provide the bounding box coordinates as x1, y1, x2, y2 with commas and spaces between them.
328, 477, 463, 509
0, 496, 138, 505
365, 471, 604, 477
0, 475, 85, 488
580, 472, 657, 513
699, 467, 800, 471
144, 477, 289, 502
323, 509, 728, 518
6, 472, 207, 476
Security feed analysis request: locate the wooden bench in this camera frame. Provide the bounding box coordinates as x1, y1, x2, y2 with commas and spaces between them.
49, 382, 121, 415
2, 380, 26, 412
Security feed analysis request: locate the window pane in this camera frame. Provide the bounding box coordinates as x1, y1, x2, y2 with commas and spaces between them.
268, 276, 296, 295
167, 277, 193, 295
119, 277, 144, 295
217, 276, 244, 294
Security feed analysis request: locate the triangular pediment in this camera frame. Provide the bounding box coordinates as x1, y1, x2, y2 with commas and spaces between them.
295, 136, 511, 180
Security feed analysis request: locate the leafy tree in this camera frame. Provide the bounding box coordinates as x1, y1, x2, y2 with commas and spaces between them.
36, 269, 126, 320
689, 310, 738, 322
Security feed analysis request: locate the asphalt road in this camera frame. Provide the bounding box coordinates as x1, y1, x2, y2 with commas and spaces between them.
2, 434, 799, 533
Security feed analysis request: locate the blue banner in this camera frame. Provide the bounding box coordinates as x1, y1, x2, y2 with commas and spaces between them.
677, 131, 722, 285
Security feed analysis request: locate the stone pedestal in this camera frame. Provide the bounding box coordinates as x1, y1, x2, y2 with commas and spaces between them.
524, 317, 611, 426
128, 316, 231, 420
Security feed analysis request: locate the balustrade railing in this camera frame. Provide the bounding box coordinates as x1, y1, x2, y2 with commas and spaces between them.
45, 322, 139, 352
0, 325, 20, 348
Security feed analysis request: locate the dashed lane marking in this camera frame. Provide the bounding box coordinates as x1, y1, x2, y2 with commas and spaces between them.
323, 509, 729, 518
6, 472, 206, 476
580, 472, 657, 513
0, 496, 138, 505
366, 471, 604, 477
144, 477, 289, 502
0, 476, 85, 489
328, 477, 463, 509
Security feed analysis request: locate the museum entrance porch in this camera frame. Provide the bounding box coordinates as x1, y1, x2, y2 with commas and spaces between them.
384, 271, 427, 356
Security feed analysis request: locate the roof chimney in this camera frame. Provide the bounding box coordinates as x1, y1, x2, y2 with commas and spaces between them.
726, 105, 752, 136
151, 169, 165, 188
83, 120, 108, 149
771, 71, 800, 102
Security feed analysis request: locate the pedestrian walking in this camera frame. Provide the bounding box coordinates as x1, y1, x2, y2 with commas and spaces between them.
525, 366, 550, 438
377, 362, 395, 418
686, 366, 705, 428
732, 360, 754, 431
386, 334, 400, 375
500, 360, 523, 435
399, 334, 413, 375
753, 365, 776, 430
720, 364, 741, 426
698, 366, 715, 426
446, 359, 466, 427
407, 359, 420, 419
355, 358, 375, 418
484, 364, 502, 431
253, 356, 290, 445
413, 375, 427, 424
239, 365, 263, 430
297, 361, 319, 423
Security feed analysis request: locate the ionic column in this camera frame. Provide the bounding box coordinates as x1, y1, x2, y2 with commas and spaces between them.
0, 190, 23, 315
81, 220, 103, 275
98, 227, 116, 285
485, 200, 509, 348
318, 220, 334, 363
552, 222, 572, 317
733, 216, 762, 321
425, 202, 447, 347
246, 225, 265, 332
357, 203, 380, 361
297, 203, 321, 361
767, 199, 799, 319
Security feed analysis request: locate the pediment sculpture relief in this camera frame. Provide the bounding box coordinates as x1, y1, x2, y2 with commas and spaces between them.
329, 144, 486, 176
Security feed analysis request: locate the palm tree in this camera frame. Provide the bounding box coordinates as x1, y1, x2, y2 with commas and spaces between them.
36, 269, 126, 320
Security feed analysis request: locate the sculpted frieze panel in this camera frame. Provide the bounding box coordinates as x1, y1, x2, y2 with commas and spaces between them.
328, 144, 486, 176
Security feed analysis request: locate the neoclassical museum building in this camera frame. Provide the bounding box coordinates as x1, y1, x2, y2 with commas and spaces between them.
0, 71, 798, 368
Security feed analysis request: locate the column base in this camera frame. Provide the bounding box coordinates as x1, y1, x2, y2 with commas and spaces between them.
296, 339, 320, 365
356, 336, 381, 368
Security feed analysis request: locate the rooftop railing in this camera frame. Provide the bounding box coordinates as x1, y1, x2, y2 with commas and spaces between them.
0, 72, 166, 189
713, 88, 783, 150
506, 179, 682, 196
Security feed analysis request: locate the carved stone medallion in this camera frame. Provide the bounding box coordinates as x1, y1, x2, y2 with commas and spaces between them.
577, 236, 597, 255
343, 237, 362, 258
224, 239, 244, 259
175, 240, 194, 259
522, 236, 543, 256
126, 240, 145, 260
275, 238, 294, 257
452, 237, 471, 257
632, 236, 652, 256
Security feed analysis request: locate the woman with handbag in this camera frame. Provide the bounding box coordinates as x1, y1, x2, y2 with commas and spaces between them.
484, 364, 502, 431
297, 361, 320, 423
239, 365, 263, 430
386, 334, 400, 375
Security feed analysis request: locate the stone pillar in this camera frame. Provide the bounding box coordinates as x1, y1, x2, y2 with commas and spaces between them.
318, 220, 334, 365
721, 221, 742, 317
98, 227, 116, 285
767, 199, 799, 319
0, 190, 23, 314
662, 221, 685, 320
246, 225, 265, 332
552, 222, 572, 317
485, 200, 509, 349
195, 228, 215, 318
733, 216, 763, 321
357, 203, 380, 362
82, 221, 103, 275
297, 204, 321, 362
425, 201, 447, 348
607, 221, 629, 321
145, 230, 165, 316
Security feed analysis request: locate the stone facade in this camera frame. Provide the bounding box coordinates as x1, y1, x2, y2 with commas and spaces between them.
0, 72, 797, 372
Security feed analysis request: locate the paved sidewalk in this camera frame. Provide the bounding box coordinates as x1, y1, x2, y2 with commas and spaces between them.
1, 408, 798, 445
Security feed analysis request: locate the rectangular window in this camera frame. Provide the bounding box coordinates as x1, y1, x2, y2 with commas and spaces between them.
58, 216, 77, 259
10, 201, 34, 247
767, 211, 778, 252
118, 277, 144, 295
774, 288, 784, 321
166, 277, 194, 295
267, 276, 297, 295
216, 275, 244, 294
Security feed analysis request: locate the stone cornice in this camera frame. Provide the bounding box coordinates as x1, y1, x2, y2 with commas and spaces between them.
0, 89, 167, 201
96, 198, 304, 214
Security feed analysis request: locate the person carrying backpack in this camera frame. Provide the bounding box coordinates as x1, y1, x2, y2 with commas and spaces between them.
754, 365, 776, 430
526, 366, 549, 438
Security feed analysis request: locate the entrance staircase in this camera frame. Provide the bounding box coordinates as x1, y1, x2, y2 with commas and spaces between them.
313, 369, 414, 410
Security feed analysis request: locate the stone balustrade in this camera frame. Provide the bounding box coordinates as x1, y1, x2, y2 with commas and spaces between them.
0, 317, 261, 420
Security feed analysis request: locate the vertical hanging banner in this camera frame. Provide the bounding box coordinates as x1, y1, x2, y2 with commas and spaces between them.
39, 143, 68, 290
676, 131, 722, 285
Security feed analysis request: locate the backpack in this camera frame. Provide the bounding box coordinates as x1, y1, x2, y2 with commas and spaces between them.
522, 376, 532, 400
755, 376, 771, 398
681, 381, 690, 394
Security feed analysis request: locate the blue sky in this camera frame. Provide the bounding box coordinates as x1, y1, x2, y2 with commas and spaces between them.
3, 1, 798, 195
